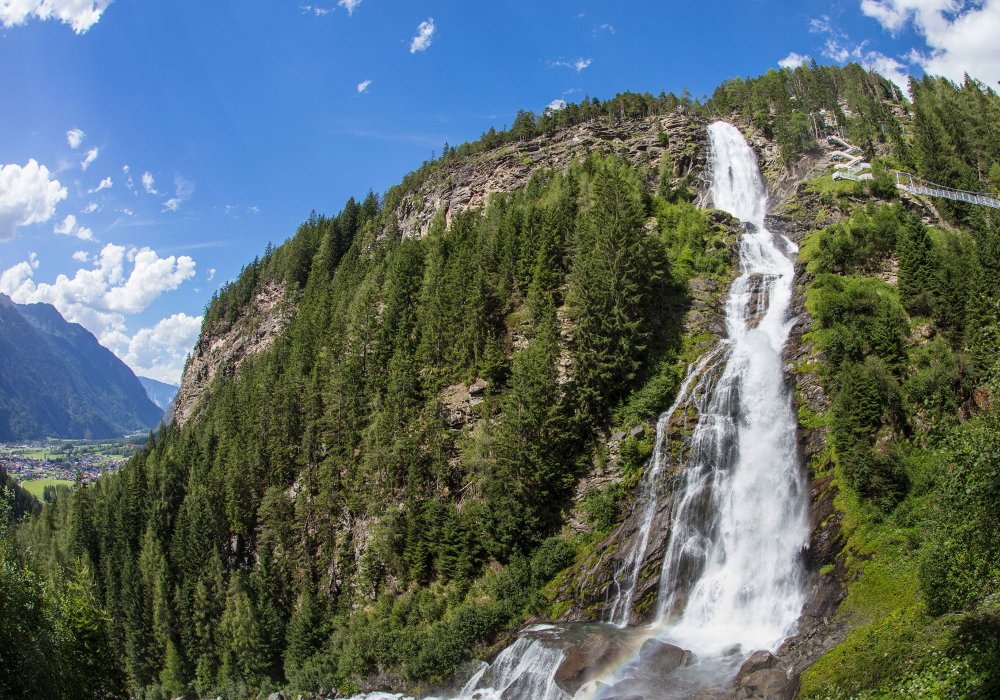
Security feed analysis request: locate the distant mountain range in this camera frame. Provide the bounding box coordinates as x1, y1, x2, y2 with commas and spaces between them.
138, 376, 179, 412
0, 293, 163, 440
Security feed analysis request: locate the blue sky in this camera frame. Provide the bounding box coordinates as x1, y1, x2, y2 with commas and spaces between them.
1, 0, 997, 382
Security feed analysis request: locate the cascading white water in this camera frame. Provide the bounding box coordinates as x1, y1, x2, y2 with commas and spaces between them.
360, 122, 810, 700
653, 121, 809, 654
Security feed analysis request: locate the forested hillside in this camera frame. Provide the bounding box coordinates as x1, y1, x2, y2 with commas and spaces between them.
6, 63, 999, 699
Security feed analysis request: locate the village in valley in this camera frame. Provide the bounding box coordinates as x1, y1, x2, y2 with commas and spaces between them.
1, 437, 146, 501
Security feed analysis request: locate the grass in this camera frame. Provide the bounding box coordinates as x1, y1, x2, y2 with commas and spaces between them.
20, 478, 74, 501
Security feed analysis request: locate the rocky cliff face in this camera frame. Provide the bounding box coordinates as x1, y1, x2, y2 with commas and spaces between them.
173, 281, 291, 427
394, 112, 707, 239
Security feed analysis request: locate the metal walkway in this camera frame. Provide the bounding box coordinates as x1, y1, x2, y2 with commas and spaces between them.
826, 136, 1000, 209
894, 171, 1000, 210
829, 136, 873, 182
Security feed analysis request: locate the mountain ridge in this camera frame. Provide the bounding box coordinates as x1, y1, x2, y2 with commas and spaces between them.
0, 293, 162, 440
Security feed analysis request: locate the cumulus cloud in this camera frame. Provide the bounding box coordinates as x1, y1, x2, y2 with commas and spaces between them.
545, 99, 567, 113
87, 176, 112, 194
82, 202, 99, 214
115, 313, 202, 384
410, 18, 435, 53
206, 268, 216, 281
338, 0, 361, 14
357, 79, 372, 93
0, 160, 68, 241
66, 128, 86, 149
1, 245, 197, 375
81, 147, 99, 171
72, 250, 90, 263
141, 171, 157, 194
779, 52, 811, 69
53, 214, 94, 241
162, 176, 195, 212
53, 215, 74, 235
860, 0, 1000, 86
0, 0, 114, 34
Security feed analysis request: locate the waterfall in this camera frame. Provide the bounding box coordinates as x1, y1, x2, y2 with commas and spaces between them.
652, 121, 809, 654
365, 121, 809, 700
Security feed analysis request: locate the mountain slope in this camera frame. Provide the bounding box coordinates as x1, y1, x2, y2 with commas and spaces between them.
15, 64, 1000, 699
137, 376, 179, 411
0, 294, 162, 440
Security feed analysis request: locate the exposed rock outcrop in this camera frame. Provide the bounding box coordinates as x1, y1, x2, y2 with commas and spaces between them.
173, 281, 292, 427
394, 113, 708, 239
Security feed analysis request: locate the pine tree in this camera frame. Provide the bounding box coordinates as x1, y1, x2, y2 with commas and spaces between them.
570, 158, 667, 420
897, 217, 935, 317
218, 575, 266, 689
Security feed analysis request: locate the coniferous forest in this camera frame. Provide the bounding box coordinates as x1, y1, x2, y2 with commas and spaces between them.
2, 63, 999, 699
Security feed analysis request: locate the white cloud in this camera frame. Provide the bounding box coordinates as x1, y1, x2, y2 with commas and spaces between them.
122, 164, 130, 174
141, 171, 157, 194
105, 247, 196, 313
596, 23, 615, 35
357, 79, 372, 93
82, 202, 100, 214
206, 268, 216, 281
0, 261, 33, 293
300, 4, 330, 16
72, 250, 90, 263
860, 0, 911, 33
859, 0, 1000, 87
162, 176, 195, 212
0, 0, 114, 34
248, 206, 261, 215
66, 128, 86, 149
338, 0, 361, 15
822, 37, 911, 94
410, 18, 435, 53
865, 51, 911, 94
116, 313, 202, 384
823, 38, 853, 63
53, 214, 75, 235
779, 52, 811, 69
1, 245, 197, 378
0, 159, 68, 241
810, 15, 838, 35
87, 176, 112, 194
550, 57, 593, 72
53, 213, 94, 241
80, 147, 99, 171
545, 99, 567, 114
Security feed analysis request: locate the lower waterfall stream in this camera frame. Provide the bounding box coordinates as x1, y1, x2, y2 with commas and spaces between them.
350, 121, 810, 700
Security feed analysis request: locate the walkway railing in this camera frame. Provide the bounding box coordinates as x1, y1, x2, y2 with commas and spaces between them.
824, 136, 1000, 209
894, 171, 1000, 210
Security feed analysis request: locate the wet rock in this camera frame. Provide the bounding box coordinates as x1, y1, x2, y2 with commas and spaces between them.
733, 667, 799, 700
735, 650, 777, 680
638, 638, 696, 676
553, 631, 635, 695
